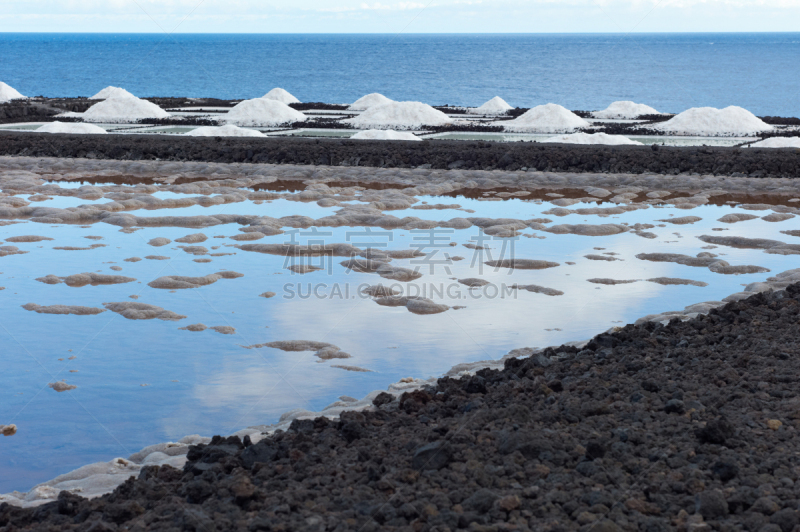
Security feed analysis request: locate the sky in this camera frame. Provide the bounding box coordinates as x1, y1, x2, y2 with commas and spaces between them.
1, 0, 800, 33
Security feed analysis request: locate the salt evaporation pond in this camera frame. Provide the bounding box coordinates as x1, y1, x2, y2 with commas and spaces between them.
1, 159, 800, 493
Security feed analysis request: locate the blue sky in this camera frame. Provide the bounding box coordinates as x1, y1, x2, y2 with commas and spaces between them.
2, 0, 799, 33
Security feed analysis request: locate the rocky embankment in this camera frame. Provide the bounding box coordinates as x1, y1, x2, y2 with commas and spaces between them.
1, 133, 800, 177
3, 285, 800, 531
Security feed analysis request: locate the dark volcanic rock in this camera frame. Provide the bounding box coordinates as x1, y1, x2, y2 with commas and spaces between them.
6, 286, 800, 530
1, 132, 800, 177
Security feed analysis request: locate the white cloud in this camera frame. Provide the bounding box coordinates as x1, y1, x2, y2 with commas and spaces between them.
2, 0, 800, 31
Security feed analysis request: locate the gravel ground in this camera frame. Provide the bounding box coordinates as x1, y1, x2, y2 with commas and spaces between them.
1, 133, 800, 178
3, 284, 800, 531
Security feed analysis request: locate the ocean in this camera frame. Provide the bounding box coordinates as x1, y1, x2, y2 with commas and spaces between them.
0, 33, 799, 117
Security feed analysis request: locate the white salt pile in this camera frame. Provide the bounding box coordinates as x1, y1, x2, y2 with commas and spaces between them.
89, 86, 135, 100
348, 93, 394, 111
745, 137, 800, 149
0, 82, 25, 103
36, 122, 108, 135
223, 98, 306, 127
468, 96, 513, 115
500, 103, 590, 133
344, 102, 451, 130
542, 132, 643, 146
592, 101, 661, 119
262, 88, 300, 104
350, 130, 422, 141
82, 95, 170, 123
652, 106, 773, 136
186, 125, 266, 137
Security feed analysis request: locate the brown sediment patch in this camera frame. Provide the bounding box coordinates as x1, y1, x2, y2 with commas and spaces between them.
411, 204, 461, 210
457, 278, 490, 288
765, 245, 800, 256
647, 277, 709, 287
646, 190, 672, 198
53, 244, 106, 250
287, 264, 323, 274
363, 249, 426, 260
194, 258, 213, 263
229, 232, 265, 241
175, 233, 208, 243
210, 326, 236, 335
718, 213, 759, 223
83, 236, 103, 240
584, 187, 612, 198
781, 230, 800, 238
144, 255, 170, 260
656, 216, 702, 225
35, 274, 62, 285
763, 213, 795, 223
588, 278, 639, 285
259, 291, 277, 298
541, 224, 630, 236
374, 296, 449, 315
511, 284, 564, 296
62, 273, 136, 287
178, 246, 209, 255
148, 271, 243, 289
147, 237, 171, 247
331, 365, 373, 372
0, 246, 28, 257
340, 258, 423, 282
5, 235, 53, 243
179, 323, 207, 332
485, 259, 559, 270
239, 243, 361, 257
739, 203, 774, 211
584, 254, 622, 262
636, 252, 721, 267
1, 424, 17, 436
708, 262, 771, 275
103, 302, 187, 321
463, 243, 486, 250
360, 284, 401, 297
21, 303, 106, 315
48, 381, 76, 392
124, 257, 142, 262
697, 235, 785, 249
243, 340, 352, 361
110, 266, 122, 271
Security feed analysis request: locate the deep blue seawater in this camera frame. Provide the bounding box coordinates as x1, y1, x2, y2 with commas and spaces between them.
1, 33, 799, 116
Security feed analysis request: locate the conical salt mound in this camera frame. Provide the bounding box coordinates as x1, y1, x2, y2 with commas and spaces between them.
82, 95, 170, 123
468, 96, 513, 115
262, 88, 300, 105
653, 106, 773, 136
350, 129, 422, 141
0, 82, 25, 103
592, 101, 661, 119
223, 98, 306, 127
349, 93, 394, 111
90, 86, 135, 100
37, 122, 108, 135
344, 102, 451, 130
500, 103, 590, 133
186, 125, 266, 137
542, 132, 642, 146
